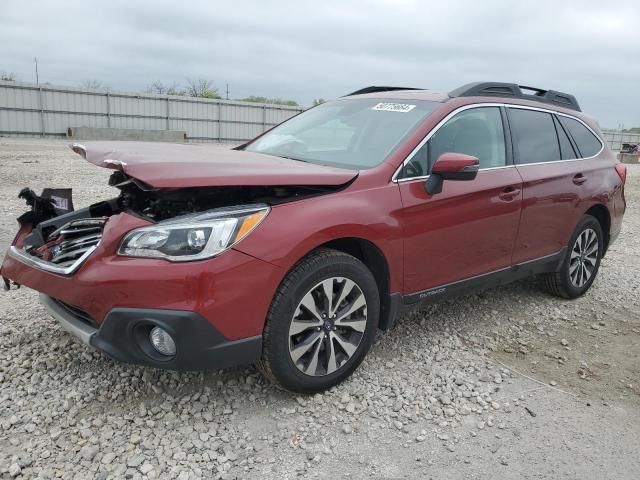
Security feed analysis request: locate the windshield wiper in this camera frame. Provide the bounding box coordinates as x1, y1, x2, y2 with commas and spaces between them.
274, 154, 309, 163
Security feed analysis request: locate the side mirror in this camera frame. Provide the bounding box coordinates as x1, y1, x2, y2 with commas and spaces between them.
425, 152, 480, 194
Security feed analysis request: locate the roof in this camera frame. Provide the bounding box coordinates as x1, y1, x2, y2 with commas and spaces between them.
344, 82, 582, 112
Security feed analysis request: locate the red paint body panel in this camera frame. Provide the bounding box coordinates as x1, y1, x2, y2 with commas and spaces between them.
234, 171, 405, 294
512, 152, 621, 263
431, 152, 480, 174
398, 168, 523, 292
77, 141, 358, 188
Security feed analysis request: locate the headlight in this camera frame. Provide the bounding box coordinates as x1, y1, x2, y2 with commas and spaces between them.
118, 204, 269, 261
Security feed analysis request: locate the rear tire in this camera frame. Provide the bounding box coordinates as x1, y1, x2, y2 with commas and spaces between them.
258, 248, 379, 393
540, 214, 603, 299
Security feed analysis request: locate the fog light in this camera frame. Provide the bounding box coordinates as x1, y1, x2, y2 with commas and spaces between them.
149, 327, 176, 356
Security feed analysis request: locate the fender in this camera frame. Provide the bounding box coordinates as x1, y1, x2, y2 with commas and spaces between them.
233, 181, 405, 294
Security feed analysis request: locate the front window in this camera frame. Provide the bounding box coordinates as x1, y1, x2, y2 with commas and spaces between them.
401, 106, 507, 178
245, 98, 438, 169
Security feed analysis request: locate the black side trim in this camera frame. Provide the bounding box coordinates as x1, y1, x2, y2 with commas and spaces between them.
499, 106, 515, 166
90, 308, 261, 371
51, 298, 98, 329
378, 292, 403, 331
403, 249, 566, 305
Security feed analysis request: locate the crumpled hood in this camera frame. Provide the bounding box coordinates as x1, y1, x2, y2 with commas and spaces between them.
71, 141, 358, 188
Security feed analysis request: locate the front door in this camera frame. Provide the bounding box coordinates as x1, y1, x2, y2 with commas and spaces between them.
397, 105, 523, 295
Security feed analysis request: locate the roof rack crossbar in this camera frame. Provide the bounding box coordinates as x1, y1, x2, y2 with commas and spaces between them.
449, 82, 581, 111
344, 86, 424, 97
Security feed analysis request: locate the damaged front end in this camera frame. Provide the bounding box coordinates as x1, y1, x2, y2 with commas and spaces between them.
2, 144, 351, 288
3, 190, 114, 287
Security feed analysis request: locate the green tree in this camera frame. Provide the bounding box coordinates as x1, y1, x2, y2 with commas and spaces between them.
240, 96, 299, 106
185, 78, 221, 99
241, 95, 269, 103
145, 81, 185, 96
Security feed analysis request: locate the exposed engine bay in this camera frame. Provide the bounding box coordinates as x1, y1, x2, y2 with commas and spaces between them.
13, 170, 345, 264
108, 171, 339, 222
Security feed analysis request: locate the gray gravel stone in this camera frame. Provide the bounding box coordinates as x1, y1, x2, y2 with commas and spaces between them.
9, 463, 21, 478
128, 455, 145, 467
0, 141, 638, 479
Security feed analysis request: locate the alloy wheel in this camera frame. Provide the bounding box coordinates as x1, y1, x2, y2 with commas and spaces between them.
569, 228, 598, 288
288, 277, 368, 376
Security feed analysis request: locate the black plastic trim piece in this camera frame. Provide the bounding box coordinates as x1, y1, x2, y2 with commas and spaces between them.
449, 82, 581, 112
22, 200, 118, 250
378, 292, 403, 331
403, 249, 566, 305
344, 86, 424, 97
424, 174, 443, 195
51, 298, 99, 329
90, 308, 262, 371
499, 106, 515, 166
40, 297, 262, 371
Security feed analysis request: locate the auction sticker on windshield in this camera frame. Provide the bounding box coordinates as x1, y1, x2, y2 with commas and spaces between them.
372, 102, 416, 113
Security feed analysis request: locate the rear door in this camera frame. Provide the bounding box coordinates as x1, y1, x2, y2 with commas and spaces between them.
397, 105, 523, 295
508, 107, 603, 264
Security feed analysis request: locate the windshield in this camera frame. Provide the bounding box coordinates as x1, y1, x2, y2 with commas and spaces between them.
245, 98, 438, 169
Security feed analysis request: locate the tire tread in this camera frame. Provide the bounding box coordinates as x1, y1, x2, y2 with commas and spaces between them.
258, 248, 377, 392
539, 214, 603, 299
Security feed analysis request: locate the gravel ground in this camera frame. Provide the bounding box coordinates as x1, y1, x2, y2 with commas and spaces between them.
0, 138, 638, 479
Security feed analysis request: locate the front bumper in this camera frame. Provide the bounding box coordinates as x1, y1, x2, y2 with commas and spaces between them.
1, 212, 283, 341
41, 294, 262, 370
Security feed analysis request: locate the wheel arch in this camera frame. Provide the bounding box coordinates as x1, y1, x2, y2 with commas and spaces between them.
298, 237, 401, 331
584, 203, 611, 254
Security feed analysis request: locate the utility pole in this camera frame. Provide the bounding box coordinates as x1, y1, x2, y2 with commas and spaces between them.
226, 83, 229, 100
34, 57, 39, 85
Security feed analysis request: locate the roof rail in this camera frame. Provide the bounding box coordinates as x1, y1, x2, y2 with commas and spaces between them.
449, 82, 581, 111
344, 86, 424, 97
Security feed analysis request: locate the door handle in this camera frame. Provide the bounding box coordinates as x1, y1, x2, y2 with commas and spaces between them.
573, 173, 587, 185
498, 186, 521, 201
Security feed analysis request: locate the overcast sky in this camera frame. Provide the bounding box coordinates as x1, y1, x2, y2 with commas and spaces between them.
2, 0, 639, 127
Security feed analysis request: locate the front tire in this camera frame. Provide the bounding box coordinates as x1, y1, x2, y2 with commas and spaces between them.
541, 214, 604, 299
259, 248, 379, 393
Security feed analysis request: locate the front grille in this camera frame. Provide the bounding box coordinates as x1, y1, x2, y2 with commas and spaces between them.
50, 233, 102, 266
51, 298, 99, 329
47, 219, 106, 267
10, 217, 108, 275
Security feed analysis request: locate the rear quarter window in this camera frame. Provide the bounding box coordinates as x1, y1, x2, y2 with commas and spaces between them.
553, 116, 577, 160
558, 116, 603, 158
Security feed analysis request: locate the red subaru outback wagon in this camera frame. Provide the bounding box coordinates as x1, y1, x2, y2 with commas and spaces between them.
1, 82, 627, 392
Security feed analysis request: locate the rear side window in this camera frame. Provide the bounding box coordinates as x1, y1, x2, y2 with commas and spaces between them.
553, 116, 577, 160
558, 116, 602, 157
508, 108, 560, 164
